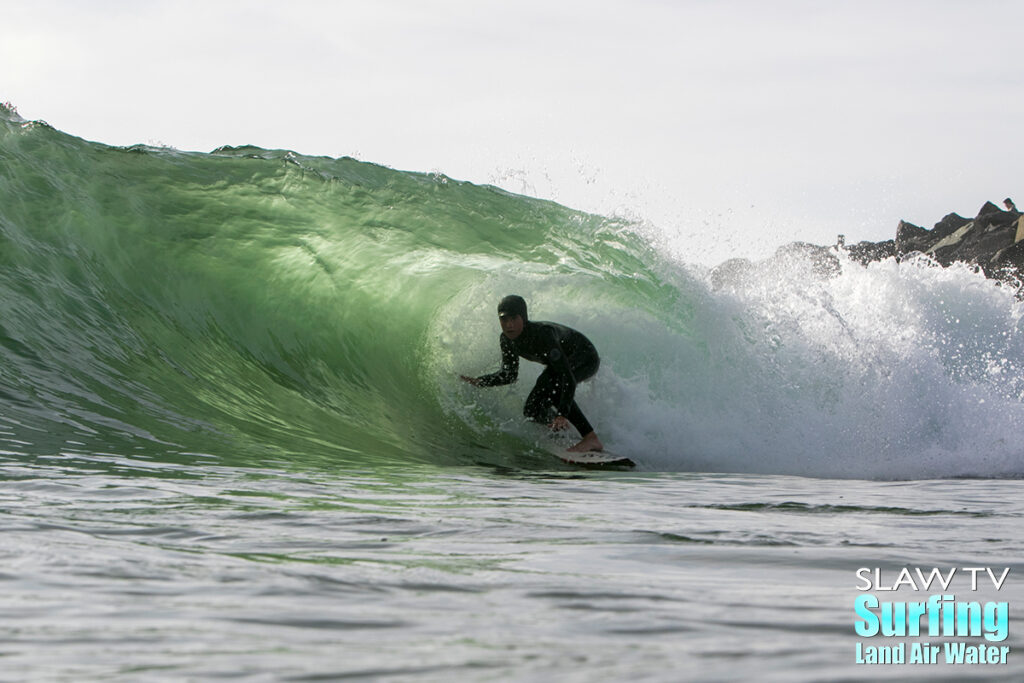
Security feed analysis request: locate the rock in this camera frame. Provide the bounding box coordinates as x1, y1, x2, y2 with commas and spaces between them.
977, 201, 1004, 219
992, 240, 1024, 275
848, 239, 896, 265
927, 221, 976, 265
973, 203, 1019, 231
720, 198, 1024, 293
708, 243, 840, 289
771, 241, 841, 279
932, 212, 971, 240
836, 198, 1024, 289
941, 203, 1021, 274
895, 220, 932, 255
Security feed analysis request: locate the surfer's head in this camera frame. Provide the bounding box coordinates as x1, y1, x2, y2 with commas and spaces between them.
498, 295, 527, 340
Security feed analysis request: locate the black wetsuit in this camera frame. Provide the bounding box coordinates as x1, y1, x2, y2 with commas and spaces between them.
476, 321, 600, 436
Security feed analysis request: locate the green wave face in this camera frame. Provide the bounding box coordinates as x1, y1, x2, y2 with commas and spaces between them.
0, 106, 679, 469
6, 105, 1024, 479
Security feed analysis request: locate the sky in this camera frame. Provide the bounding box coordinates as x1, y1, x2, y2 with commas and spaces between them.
4, 0, 1023, 264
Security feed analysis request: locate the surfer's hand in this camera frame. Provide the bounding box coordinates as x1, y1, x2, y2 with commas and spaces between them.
549, 416, 570, 431
459, 374, 481, 386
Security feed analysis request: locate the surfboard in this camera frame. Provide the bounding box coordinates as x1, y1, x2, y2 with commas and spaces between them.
552, 450, 635, 468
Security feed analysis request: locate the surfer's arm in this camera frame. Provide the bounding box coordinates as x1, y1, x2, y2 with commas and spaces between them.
473, 335, 519, 387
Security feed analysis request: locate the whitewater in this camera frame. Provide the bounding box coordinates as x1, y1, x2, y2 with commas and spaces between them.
2, 104, 1023, 681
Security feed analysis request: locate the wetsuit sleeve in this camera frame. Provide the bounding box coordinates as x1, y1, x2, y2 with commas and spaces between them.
543, 329, 578, 416
476, 335, 519, 387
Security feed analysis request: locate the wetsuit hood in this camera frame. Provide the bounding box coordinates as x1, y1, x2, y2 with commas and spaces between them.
498, 295, 528, 322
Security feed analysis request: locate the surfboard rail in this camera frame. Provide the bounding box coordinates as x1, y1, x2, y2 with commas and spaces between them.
553, 450, 635, 468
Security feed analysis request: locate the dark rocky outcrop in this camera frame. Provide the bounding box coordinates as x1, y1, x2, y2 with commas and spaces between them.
709, 199, 1024, 291
879, 201, 1024, 278
739, 201, 1021, 283
846, 239, 896, 265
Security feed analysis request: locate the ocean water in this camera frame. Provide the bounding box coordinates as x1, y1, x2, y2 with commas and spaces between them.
2, 103, 1023, 681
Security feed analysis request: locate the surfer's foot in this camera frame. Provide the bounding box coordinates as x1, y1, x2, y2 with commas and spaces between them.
567, 431, 603, 453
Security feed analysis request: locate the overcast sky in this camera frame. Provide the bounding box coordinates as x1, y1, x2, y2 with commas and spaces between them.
4, 0, 1023, 263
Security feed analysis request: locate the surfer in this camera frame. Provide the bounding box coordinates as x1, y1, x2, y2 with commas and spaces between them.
460, 295, 604, 453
